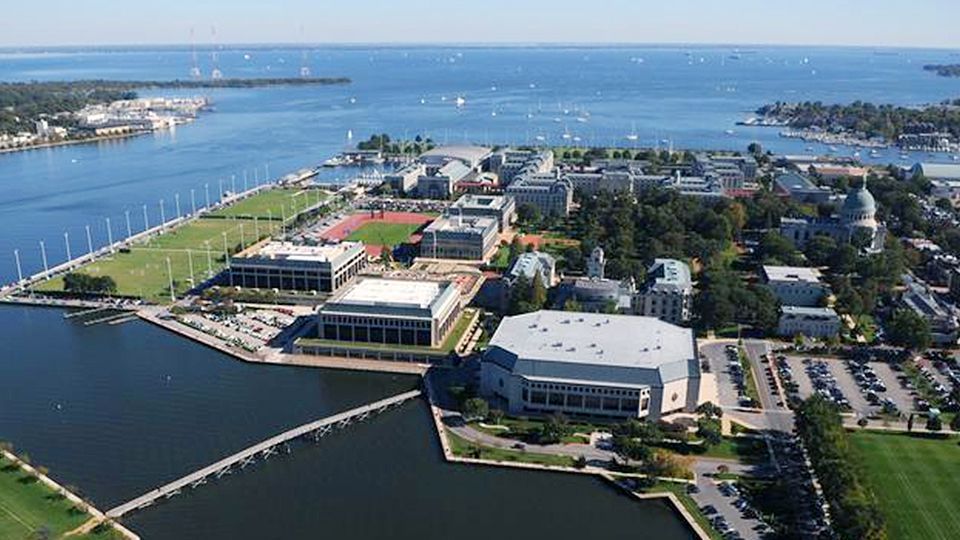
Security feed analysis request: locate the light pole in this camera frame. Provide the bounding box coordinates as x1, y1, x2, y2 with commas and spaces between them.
175, 193, 181, 219
143, 204, 149, 231
222, 232, 233, 286
106, 217, 114, 252
231, 174, 236, 195
159, 199, 166, 227
265, 163, 270, 184
239, 223, 245, 250
39, 241, 48, 273
280, 207, 286, 236
190, 189, 196, 215
243, 170, 248, 192
85, 225, 93, 256
219, 179, 224, 203
205, 183, 211, 209
166, 256, 175, 302
187, 249, 195, 286
254, 216, 259, 239
64, 232, 72, 262
204, 241, 212, 276
125, 210, 132, 239
13, 249, 23, 286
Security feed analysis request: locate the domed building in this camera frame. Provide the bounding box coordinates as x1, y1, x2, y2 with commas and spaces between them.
780, 178, 886, 253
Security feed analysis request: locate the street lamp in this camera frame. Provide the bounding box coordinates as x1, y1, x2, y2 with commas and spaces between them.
39, 241, 48, 273
63, 232, 71, 261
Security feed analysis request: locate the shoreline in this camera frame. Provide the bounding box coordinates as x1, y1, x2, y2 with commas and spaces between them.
0, 448, 140, 540
0, 130, 150, 155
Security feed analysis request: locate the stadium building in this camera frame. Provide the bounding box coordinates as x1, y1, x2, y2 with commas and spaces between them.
481, 310, 701, 420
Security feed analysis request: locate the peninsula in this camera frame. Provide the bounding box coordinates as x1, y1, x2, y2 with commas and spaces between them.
923, 64, 960, 77
749, 99, 960, 152
0, 77, 351, 152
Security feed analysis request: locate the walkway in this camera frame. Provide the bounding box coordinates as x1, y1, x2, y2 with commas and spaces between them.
105, 389, 421, 518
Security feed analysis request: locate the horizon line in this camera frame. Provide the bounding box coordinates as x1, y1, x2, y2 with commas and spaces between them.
1, 40, 959, 52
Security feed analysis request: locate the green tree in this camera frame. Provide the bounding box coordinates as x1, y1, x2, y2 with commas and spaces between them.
926, 414, 943, 432
886, 309, 932, 351
488, 409, 505, 425
462, 398, 489, 421
949, 414, 960, 432
529, 270, 547, 308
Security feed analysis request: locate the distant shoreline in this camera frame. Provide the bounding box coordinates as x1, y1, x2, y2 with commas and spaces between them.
0, 130, 150, 155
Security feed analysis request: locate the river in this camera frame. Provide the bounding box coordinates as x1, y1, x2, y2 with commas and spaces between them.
0, 305, 694, 539
1, 45, 959, 281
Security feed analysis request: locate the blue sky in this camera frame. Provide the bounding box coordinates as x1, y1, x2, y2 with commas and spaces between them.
2, 0, 959, 48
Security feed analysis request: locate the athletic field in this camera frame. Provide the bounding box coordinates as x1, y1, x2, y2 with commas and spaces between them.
35, 218, 280, 303
207, 188, 326, 220
850, 430, 960, 540
346, 222, 423, 248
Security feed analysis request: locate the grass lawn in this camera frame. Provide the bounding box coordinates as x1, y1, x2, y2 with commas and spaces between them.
849, 430, 960, 540
489, 245, 511, 269
345, 221, 422, 247
207, 188, 325, 220
0, 456, 120, 540
739, 348, 762, 407
446, 429, 576, 468
34, 218, 281, 303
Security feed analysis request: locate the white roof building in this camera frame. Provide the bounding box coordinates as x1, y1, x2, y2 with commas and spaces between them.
481, 310, 700, 419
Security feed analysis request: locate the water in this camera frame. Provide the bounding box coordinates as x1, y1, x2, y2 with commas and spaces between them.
0, 305, 693, 539
1, 45, 960, 280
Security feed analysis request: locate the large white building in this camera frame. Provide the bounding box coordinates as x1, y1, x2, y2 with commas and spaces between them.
780, 181, 885, 253
504, 172, 573, 217
481, 310, 701, 420
761, 265, 829, 307
777, 306, 841, 338
636, 259, 693, 323
421, 215, 499, 261
317, 277, 461, 348
448, 194, 516, 232
229, 241, 367, 293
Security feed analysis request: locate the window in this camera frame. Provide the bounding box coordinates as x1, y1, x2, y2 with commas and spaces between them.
530, 391, 547, 405
548, 393, 564, 406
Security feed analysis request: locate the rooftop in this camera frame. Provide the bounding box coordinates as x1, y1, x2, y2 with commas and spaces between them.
913, 162, 960, 180
762, 265, 823, 283
775, 172, 825, 193
781, 306, 839, 317
646, 258, 692, 291
334, 278, 450, 310
488, 310, 695, 370
240, 241, 362, 263
423, 215, 497, 235
421, 145, 492, 167
450, 194, 510, 211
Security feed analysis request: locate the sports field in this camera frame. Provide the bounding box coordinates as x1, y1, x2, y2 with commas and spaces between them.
850, 430, 960, 540
345, 221, 422, 248
0, 455, 119, 539
207, 188, 325, 220
35, 218, 280, 303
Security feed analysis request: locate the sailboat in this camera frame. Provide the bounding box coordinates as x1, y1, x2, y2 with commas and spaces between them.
625, 122, 639, 142
455, 95, 466, 108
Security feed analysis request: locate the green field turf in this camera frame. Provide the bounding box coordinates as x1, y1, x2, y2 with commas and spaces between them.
207, 188, 326, 220
345, 221, 422, 247
0, 455, 120, 540
850, 430, 960, 540
34, 218, 281, 303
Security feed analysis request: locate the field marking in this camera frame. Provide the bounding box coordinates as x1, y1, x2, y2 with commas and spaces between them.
0, 498, 35, 535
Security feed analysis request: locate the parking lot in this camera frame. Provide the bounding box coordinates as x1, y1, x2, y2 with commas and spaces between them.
701, 342, 757, 409
178, 307, 297, 353
689, 475, 769, 540
777, 355, 916, 417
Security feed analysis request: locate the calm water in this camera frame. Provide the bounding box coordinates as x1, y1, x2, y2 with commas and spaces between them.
0, 305, 693, 539
1, 45, 960, 280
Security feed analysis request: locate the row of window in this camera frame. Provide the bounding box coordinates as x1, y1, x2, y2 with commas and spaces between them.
522, 388, 649, 413
523, 381, 644, 398
321, 315, 431, 329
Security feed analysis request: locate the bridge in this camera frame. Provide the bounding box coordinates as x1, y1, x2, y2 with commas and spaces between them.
105, 388, 421, 518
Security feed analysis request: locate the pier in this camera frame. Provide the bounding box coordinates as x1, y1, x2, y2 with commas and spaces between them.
105, 388, 422, 518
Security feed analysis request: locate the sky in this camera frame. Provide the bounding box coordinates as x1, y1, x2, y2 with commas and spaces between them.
2, 0, 959, 49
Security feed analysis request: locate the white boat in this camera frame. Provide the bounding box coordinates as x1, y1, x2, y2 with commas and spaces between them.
724, 129, 735, 135
455, 96, 466, 108
535, 135, 546, 142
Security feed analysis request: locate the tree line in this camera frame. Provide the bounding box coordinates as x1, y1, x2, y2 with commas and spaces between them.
62, 272, 117, 295
795, 396, 887, 540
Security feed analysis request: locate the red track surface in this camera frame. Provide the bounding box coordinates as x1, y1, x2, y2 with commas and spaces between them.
322, 211, 435, 255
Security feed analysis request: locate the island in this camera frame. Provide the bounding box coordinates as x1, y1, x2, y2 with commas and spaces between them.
749, 99, 960, 152
0, 77, 351, 153
923, 64, 960, 77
